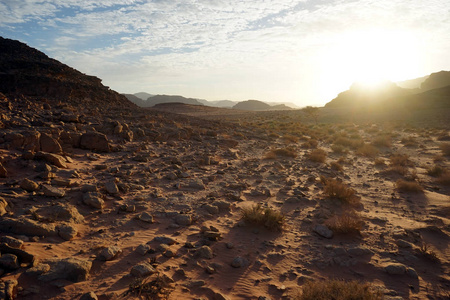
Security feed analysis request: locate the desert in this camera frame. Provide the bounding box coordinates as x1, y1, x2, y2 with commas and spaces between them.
0, 35, 449, 300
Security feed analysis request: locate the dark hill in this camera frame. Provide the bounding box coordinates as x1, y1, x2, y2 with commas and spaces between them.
420, 71, 450, 91
129, 95, 204, 107
233, 100, 271, 111
0, 36, 133, 109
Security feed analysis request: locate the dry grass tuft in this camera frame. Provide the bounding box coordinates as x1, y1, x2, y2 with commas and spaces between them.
357, 144, 379, 157
293, 279, 383, 300
326, 211, 363, 234
330, 161, 343, 172
264, 147, 297, 159
416, 243, 440, 263
395, 179, 423, 193
124, 273, 174, 299
282, 134, 299, 144
241, 204, 284, 231
390, 153, 412, 167
440, 142, 450, 156
436, 172, 450, 185
372, 135, 392, 148
321, 177, 359, 205
308, 148, 327, 163
374, 158, 386, 166
427, 165, 446, 177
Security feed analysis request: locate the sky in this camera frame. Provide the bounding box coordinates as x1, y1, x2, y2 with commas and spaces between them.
1, 0, 450, 107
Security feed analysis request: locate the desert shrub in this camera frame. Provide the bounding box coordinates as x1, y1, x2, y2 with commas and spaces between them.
427, 165, 445, 177
282, 134, 299, 143
334, 137, 364, 150
321, 177, 358, 205
437, 172, 450, 185
373, 158, 385, 166
264, 147, 297, 159
308, 148, 327, 163
416, 243, 440, 263
440, 143, 450, 156
326, 211, 363, 234
294, 279, 383, 300
330, 161, 343, 172
383, 165, 408, 176
395, 179, 423, 193
356, 144, 379, 157
302, 139, 318, 149
389, 153, 412, 167
433, 155, 445, 162
241, 204, 284, 231
401, 136, 418, 147
124, 273, 174, 299
331, 144, 346, 154
372, 135, 392, 148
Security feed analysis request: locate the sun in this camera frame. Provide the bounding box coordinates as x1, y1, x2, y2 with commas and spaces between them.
318, 28, 423, 99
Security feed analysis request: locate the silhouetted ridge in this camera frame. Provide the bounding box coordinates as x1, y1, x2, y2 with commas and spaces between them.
0, 36, 134, 109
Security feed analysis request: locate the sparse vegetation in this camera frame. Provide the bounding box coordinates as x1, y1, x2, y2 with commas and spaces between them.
395, 179, 423, 193
372, 135, 392, 148
390, 153, 412, 166
356, 144, 379, 157
436, 172, 450, 185
374, 158, 385, 166
293, 279, 383, 300
264, 147, 297, 159
308, 148, 327, 163
427, 165, 445, 177
241, 204, 284, 231
124, 273, 174, 299
326, 211, 363, 234
440, 142, 450, 156
321, 177, 359, 205
330, 161, 343, 172
416, 243, 440, 263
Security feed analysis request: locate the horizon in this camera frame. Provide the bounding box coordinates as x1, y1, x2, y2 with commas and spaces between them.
1, 1, 449, 107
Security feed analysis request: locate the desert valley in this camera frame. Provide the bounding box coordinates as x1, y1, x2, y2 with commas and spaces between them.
0, 36, 449, 300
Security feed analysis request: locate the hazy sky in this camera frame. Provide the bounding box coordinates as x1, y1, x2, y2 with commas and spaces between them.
1, 0, 449, 106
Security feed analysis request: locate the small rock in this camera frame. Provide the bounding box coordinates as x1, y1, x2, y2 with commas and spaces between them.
20, 178, 39, 191
347, 246, 373, 256
39, 258, 92, 282
231, 256, 248, 268
406, 267, 418, 279
384, 263, 407, 275
195, 246, 213, 259
152, 236, 176, 245
83, 192, 104, 209
0, 254, 20, 270
79, 291, 98, 300
175, 214, 192, 226
105, 180, 119, 195
130, 263, 156, 277
313, 224, 333, 239
0, 236, 24, 249
42, 184, 65, 197
25, 263, 51, 276
98, 246, 122, 261
138, 212, 154, 223
135, 244, 151, 256
396, 239, 413, 249
57, 224, 78, 241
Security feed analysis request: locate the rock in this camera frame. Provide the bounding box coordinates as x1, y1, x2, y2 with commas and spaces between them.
138, 212, 154, 223
80, 292, 98, 300
37, 204, 84, 223
39, 258, 92, 282
175, 214, 192, 226
313, 224, 333, 239
35, 151, 67, 168
152, 236, 176, 245
194, 246, 213, 259
187, 179, 206, 190
231, 256, 248, 268
80, 132, 110, 152
0, 279, 18, 300
213, 291, 230, 300
57, 224, 78, 241
204, 204, 219, 214
83, 192, 104, 209
98, 246, 122, 261
396, 239, 413, 249
25, 263, 51, 276
0, 197, 7, 216
0, 162, 7, 177
81, 184, 97, 193
130, 262, 156, 277
212, 200, 231, 212
0, 217, 57, 237
41, 184, 65, 197
0, 254, 20, 270
406, 267, 418, 279
20, 178, 39, 191
40, 132, 62, 154
204, 231, 221, 240
105, 180, 119, 195
384, 263, 407, 275
347, 246, 373, 256
0, 243, 35, 264
135, 244, 151, 255
0, 236, 23, 249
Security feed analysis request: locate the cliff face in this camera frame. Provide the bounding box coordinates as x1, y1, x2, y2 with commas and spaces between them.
0, 37, 134, 109
420, 71, 450, 91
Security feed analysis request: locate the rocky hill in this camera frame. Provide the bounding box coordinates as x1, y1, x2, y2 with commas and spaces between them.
232, 99, 292, 111
0, 37, 134, 109
420, 70, 450, 91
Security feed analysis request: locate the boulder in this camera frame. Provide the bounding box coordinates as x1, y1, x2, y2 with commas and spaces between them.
130, 262, 156, 277
0, 217, 57, 237
313, 224, 333, 239
39, 258, 92, 282
20, 178, 39, 192
80, 132, 110, 152
35, 151, 67, 168
57, 224, 78, 241
0, 254, 19, 270
41, 184, 65, 197
98, 246, 122, 261
83, 192, 104, 209
40, 132, 62, 153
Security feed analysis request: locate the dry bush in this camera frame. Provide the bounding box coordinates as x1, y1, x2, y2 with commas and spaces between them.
440, 143, 450, 156
416, 243, 440, 263
427, 165, 446, 177
302, 139, 319, 149
437, 173, 450, 185
331, 144, 347, 154
326, 211, 363, 234
390, 153, 412, 167
372, 135, 392, 148
401, 136, 418, 147
334, 137, 364, 150
321, 177, 359, 205
264, 147, 297, 159
293, 279, 383, 300
383, 165, 409, 176
356, 144, 379, 157
241, 204, 284, 231
124, 273, 174, 299
374, 158, 385, 166
433, 154, 445, 162
308, 148, 327, 163
330, 161, 343, 172
282, 134, 299, 143
395, 179, 423, 193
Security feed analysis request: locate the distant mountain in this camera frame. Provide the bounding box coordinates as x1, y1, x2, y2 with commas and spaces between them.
197, 99, 238, 108
400, 85, 450, 109
420, 71, 450, 91
232, 100, 292, 111
325, 81, 413, 108
134, 92, 154, 100
123, 93, 147, 106
0, 36, 133, 109
396, 75, 429, 89
267, 101, 300, 108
